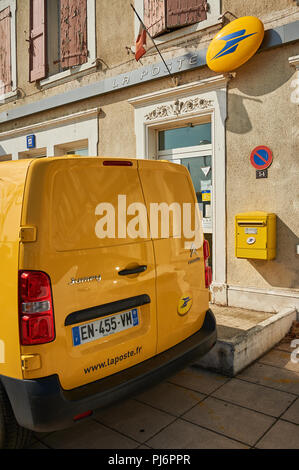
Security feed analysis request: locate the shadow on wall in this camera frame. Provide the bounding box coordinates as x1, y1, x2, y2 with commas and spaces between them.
226, 94, 262, 134
226, 45, 294, 135
237, 48, 293, 97
249, 217, 299, 289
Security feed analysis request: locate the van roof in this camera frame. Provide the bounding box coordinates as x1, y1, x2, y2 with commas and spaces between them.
0, 156, 176, 163
0, 156, 177, 171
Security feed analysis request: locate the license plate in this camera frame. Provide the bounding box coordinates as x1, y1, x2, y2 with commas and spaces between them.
72, 308, 139, 347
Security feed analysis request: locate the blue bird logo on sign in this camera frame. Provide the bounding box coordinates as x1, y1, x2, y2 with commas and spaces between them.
212, 30, 257, 61
206, 16, 265, 73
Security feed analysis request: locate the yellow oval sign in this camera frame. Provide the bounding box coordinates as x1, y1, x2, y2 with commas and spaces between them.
178, 295, 193, 316
206, 16, 264, 73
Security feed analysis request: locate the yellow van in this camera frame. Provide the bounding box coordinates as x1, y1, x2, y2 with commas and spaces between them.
0, 156, 216, 448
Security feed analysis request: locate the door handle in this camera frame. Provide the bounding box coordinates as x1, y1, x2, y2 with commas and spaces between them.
118, 265, 147, 276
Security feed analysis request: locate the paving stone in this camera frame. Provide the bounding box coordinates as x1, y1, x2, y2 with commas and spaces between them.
256, 420, 299, 449
135, 381, 205, 416
29, 440, 50, 449
94, 399, 175, 443
238, 362, 299, 395
147, 418, 248, 449
182, 396, 275, 446
34, 431, 54, 440
275, 340, 295, 354
167, 366, 230, 395
213, 305, 273, 330
42, 420, 137, 449
281, 397, 299, 425
27, 342, 299, 449
212, 378, 295, 417
258, 348, 299, 373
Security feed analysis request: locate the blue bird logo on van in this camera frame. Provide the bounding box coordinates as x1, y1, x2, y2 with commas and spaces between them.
212, 29, 257, 61
178, 295, 193, 316
182, 297, 191, 308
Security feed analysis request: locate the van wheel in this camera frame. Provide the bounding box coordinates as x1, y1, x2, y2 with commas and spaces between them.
0, 382, 32, 449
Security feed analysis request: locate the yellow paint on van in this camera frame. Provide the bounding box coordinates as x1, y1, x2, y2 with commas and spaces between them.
0, 160, 33, 380
206, 16, 264, 73
4, 157, 207, 390
0, 156, 215, 437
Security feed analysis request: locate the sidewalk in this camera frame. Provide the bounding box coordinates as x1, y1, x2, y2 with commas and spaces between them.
196, 305, 297, 376
30, 337, 299, 449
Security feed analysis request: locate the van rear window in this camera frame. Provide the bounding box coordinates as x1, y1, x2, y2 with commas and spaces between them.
50, 162, 149, 251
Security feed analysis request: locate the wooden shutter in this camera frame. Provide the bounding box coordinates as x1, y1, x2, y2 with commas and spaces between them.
29, 0, 47, 82
144, 0, 167, 38
60, 0, 88, 69
0, 7, 12, 93
166, 0, 208, 29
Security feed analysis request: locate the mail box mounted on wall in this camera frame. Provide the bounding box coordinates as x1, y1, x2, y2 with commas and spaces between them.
235, 212, 276, 260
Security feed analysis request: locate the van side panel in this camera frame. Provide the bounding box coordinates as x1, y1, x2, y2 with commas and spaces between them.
138, 160, 209, 353
0, 161, 32, 380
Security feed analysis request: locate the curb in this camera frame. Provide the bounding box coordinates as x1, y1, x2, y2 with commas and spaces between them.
194, 307, 298, 376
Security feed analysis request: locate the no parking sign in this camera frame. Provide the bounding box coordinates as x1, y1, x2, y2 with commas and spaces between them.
250, 146, 273, 170
250, 146, 273, 178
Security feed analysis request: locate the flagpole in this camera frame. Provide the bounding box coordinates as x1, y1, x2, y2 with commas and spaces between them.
130, 3, 177, 86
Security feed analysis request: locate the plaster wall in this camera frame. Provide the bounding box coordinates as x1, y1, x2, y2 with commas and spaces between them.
222, 0, 296, 18
0, 0, 297, 129
226, 43, 299, 291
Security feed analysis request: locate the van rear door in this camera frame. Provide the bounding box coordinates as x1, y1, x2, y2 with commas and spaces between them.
19, 157, 157, 390
138, 160, 209, 354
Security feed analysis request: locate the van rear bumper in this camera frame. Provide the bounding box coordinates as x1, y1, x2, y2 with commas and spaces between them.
1, 309, 216, 433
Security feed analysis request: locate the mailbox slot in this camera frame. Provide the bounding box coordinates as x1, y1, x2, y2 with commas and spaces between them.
237, 222, 265, 227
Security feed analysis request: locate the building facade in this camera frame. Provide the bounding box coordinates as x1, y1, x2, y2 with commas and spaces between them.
0, 0, 298, 312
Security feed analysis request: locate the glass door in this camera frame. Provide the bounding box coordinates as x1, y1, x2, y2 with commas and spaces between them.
157, 122, 213, 270
180, 156, 212, 232
180, 156, 213, 269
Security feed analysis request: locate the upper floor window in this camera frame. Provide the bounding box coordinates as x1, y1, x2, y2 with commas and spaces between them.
0, 6, 11, 93
0, 0, 16, 99
134, 0, 220, 44
144, 0, 209, 37
29, 0, 95, 83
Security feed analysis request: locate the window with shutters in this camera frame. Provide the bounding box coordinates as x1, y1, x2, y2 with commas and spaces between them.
60, 0, 88, 69
0, 0, 16, 102
29, 0, 96, 84
0, 6, 11, 94
134, 0, 220, 43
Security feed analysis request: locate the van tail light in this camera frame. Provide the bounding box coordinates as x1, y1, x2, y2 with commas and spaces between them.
18, 271, 55, 345
73, 410, 93, 422
203, 240, 212, 288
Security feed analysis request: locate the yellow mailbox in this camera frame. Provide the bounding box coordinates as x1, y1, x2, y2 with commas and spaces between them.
235, 211, 276, 260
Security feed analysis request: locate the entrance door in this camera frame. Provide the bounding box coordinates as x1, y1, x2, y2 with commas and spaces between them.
157, 122, 213, 272
180, 156, 213, 269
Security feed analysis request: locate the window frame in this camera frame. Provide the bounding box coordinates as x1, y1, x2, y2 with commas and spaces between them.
0, 108, 99, 160
0, 0, 17, 103
0, 154, 12, 161
157, 122, 212, 152
134, 0, 221, 48
40, 0, 96, 88
55, 139, 89, 156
